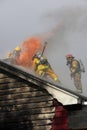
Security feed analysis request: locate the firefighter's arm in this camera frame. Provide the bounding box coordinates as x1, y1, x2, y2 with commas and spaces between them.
71, 60, 80, 74
70, 67, 76, 78
33, 58, 40, 71
38, 64, 48, 71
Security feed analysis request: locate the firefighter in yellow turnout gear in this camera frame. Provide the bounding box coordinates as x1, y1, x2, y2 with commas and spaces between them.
66, 54, 85, 93
13, 46, 21, 58
32, 53, 60, 83
6, 46, 21, 64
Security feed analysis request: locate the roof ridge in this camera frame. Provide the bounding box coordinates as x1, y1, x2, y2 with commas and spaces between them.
0, 59, 87, 101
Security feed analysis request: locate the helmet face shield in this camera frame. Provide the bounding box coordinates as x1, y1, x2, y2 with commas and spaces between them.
36, 52, 41, 58
66, 54, 74, 59
37, 54, 41, 58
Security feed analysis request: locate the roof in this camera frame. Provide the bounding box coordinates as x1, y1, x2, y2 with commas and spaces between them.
0, 59, 87, 105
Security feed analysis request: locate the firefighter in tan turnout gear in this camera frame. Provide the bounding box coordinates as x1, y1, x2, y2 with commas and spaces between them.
66, 54, 85, 93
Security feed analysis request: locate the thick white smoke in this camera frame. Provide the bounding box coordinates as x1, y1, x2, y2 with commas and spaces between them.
43, 3, 87, 96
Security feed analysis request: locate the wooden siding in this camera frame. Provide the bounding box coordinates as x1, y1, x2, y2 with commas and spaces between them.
0, 60, 87, 105
0, 61, 87, 129
0, 72, 54, 129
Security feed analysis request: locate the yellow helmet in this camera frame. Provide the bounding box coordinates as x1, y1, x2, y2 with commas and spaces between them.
14, 46, 21, 51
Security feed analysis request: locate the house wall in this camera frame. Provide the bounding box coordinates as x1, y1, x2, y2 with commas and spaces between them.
0, 61, 86, 130
0, 70, 55, 130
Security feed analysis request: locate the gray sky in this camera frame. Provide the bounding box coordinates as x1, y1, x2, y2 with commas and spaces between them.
0, 0, 87, 96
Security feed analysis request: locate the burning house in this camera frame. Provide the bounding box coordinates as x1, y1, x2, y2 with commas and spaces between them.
0, 56, 87, 130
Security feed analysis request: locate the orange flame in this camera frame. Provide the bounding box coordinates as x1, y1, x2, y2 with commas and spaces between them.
15, 37, 42, 68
